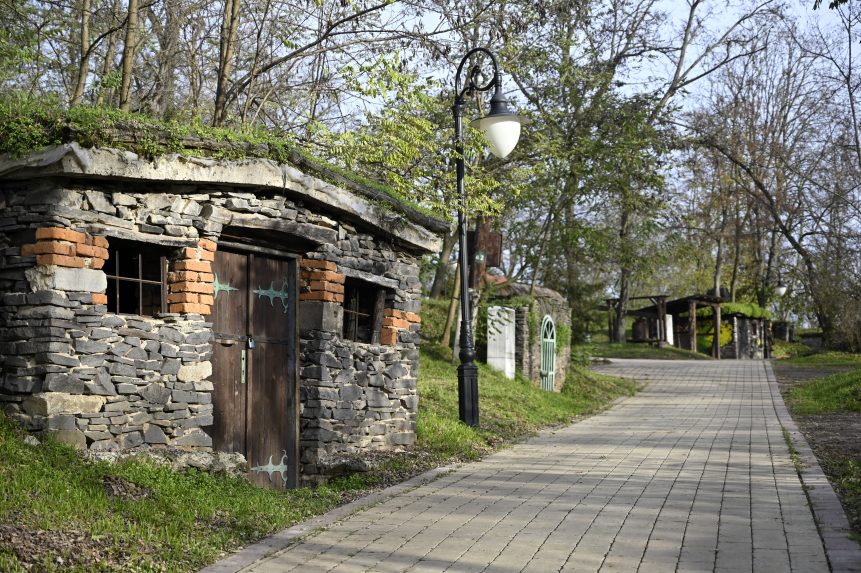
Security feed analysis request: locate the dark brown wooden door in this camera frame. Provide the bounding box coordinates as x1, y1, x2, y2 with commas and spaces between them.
210, 250, 299, 489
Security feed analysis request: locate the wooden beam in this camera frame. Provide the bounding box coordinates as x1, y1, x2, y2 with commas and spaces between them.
689, 300, 697, 352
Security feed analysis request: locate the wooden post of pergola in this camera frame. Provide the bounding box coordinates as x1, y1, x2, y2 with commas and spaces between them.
655, 297, 668, 347
688, 300, 697, 352
712, 302, 721, 359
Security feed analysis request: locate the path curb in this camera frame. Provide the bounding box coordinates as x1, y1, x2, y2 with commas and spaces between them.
197, 464, 457, 573
764, 360, 861, 572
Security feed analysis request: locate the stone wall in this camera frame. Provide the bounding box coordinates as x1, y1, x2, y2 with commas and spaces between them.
720, 316, 766, 360
495, 283, 572, 392
515, 297, 571, 392
0, 147, 440, 481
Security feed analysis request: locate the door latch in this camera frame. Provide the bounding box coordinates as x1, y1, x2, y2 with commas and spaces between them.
240, 349, 247, 385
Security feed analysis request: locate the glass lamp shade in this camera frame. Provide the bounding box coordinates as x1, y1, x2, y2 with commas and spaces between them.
775, 285, 788, 297
471, 114, 523, 158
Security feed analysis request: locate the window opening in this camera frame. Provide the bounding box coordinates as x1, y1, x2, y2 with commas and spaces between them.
105, 239, 168, 316
342, 279, 386, 343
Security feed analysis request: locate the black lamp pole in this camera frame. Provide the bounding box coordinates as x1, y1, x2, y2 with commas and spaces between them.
452, 48, 521, 427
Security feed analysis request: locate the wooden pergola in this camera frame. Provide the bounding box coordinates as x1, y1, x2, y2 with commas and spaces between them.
605, 294, 724, 358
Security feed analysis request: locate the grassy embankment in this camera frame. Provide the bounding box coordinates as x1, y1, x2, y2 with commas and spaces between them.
0, 304, 637, 572
576, 342, 711, 361
774, 341, 861, 537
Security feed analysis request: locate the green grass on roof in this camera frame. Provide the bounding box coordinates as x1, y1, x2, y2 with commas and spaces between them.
0, 94, 447, 226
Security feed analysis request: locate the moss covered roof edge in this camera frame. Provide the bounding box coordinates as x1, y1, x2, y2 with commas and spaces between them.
0, 143, 444, 253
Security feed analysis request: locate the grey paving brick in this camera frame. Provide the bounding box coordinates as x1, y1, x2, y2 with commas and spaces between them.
212, 359, 861, 573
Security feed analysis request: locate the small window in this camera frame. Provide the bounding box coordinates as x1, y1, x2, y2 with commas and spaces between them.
342, 279, 386, 343
105, 239, 168, 316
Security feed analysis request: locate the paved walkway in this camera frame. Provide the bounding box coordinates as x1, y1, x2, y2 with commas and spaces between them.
204, 359, 861, 573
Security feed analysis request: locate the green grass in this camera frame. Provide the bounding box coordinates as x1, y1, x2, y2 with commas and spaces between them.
786, 368, 861, 415
783, 350, 861, 367
0, 412, 371, 572
416, 343, 639, 459
576, 342, 712, 361
771, 340, 814, 360
0, 344, 638, 571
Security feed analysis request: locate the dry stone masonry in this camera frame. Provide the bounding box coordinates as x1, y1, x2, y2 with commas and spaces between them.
0, 144, 443, 483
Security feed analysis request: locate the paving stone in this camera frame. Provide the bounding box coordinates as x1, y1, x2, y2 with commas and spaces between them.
210, 360, 855, 573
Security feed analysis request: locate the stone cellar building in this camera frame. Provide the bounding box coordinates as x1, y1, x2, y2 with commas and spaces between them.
0, 143, 444, 488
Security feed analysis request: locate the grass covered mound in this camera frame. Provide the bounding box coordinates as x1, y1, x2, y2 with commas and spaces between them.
417, 343, 639, 459
0, 342, 638, 572
577, 342, 711, 361
0, 95, 447, 228
787, 368, 861, 415
0, 411, 360, 572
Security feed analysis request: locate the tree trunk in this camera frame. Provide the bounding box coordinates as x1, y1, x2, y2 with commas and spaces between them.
729, 210, 742, 302
119, 0, 139, 111
96, 0, 121, 106
441, 259, 461, 349
429, 230, 457, 299
213, 0, 242, 126
713, 206, 727, 296
70, 0, 92, 106
612, 201, 631, 344
147, 0, 181, 117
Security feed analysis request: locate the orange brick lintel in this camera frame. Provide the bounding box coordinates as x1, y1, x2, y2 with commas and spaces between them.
384, 309, 421, 324
300, 258, 337, 272
33, 227, 109, 248
23, 240, 108, 260
382, 316, 410, 330
305, 280, 345, 294
302, 270, 345, 284
198, 238, 217, 252
169, 302, 211, 315
299, 291, 345, 303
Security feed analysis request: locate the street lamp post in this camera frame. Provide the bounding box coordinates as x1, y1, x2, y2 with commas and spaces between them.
452, 47, 525, 426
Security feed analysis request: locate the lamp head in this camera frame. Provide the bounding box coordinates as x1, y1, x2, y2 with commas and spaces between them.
776, 284, 788, 297
471, 85, 526, 159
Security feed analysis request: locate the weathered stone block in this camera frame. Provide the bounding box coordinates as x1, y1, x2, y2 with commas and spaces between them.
173, 428, 212, 448
118, 431, 144, 449
171, 390, 210, 404
26, 267, 107, 293
2, 376, 42, 393
365, 389, 391, 408
384, 363, 408, 379
389, 432, 415, 446
46, 414, 77, 430
23, 393, 106, 416
340, 385, 362, 401
177, 361, 211, 382
102, 400, 131, 412
44, 373, 84, 394
89, 439, 119, 451
140, 383, 171, 405
143, 423, 169, 444
49, 429, 87, 449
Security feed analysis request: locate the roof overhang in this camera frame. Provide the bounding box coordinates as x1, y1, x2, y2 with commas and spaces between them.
0, 144, 443, 254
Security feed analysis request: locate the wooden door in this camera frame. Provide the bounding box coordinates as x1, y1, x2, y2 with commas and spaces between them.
210, 250, 299, 489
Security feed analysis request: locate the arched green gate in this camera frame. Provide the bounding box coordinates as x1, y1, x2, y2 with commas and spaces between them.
540, 315, 556, 391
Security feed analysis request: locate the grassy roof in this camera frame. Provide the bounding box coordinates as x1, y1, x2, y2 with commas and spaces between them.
695, 302, 772, 319
0, 95, 448, 232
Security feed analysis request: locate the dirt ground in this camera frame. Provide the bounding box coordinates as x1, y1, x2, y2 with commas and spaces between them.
772, 362, 861, 536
